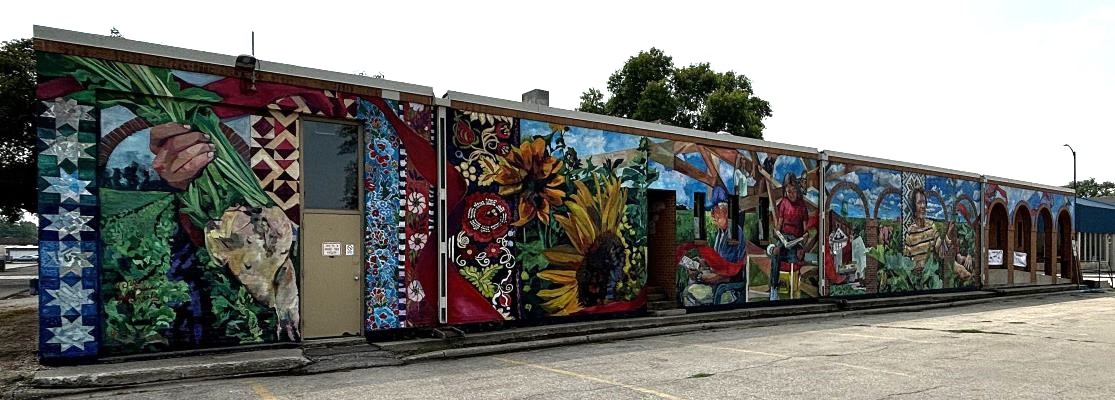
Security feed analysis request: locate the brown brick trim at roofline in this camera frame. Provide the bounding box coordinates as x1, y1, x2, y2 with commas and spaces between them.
986, 178, 1075, 197
34, 39, 435, 106
451, 101, 819, 159
826, 155, 979, 182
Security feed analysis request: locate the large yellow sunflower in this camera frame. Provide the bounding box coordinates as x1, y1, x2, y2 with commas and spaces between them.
537, 174, 628, 316
480, 137, 565, 227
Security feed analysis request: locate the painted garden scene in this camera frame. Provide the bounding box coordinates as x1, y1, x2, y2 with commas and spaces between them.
825, 163, 981, 296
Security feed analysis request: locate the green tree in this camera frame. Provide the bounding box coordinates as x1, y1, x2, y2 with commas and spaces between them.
577, 88, 605, 114
1065, 178, 1115, 198
578, 48, 772, 139
0, 220, 36, 242
0, 38, 35, 223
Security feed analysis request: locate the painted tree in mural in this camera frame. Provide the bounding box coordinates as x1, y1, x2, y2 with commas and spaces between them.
577, 48, 772, 139
0, 38, 35, 223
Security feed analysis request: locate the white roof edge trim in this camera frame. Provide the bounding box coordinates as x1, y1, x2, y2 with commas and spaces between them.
986, 176, 1074, 195
33, 25, 435, 97
443, 91, 818, 156
822, 150, 982, 180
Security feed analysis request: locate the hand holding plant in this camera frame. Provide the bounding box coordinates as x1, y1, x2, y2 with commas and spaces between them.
149, 123, 215, 189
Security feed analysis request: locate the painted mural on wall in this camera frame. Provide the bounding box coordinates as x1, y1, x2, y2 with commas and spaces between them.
37, 53, 302, 356
445, 111, 522, 323
983, 182, 1074, 277
36, 52, 437, 358
517, 121, 654, 318
984, 183, 1073, 223
361, 98, 437, 331
651, 144, 821, 306
825, 163, 980, 296
445, 115, 658, 323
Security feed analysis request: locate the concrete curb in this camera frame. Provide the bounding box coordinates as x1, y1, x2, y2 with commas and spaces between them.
29, 349, 308, 389
22, 285, 1096, 396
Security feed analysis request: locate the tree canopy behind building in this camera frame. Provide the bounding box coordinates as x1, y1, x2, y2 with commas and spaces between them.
577, 48, 772, 139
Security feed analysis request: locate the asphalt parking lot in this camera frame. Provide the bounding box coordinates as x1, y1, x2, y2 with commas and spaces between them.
0, 262, 35, 300
65, 291, 1115, 400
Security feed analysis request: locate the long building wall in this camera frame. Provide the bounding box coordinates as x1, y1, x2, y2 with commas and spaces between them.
31, 27, 1079, 363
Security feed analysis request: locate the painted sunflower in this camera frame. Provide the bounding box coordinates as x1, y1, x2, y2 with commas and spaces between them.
537, 174, 628, 315
481, 138, 565, 226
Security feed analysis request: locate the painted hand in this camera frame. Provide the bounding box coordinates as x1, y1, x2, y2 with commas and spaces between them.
149, 123, 215, 189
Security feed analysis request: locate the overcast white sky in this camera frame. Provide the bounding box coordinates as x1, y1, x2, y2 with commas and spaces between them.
4, 0, 1113, 187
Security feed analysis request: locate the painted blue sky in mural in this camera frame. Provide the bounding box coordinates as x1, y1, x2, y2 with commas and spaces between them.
826, 163, 901, 219
101, 106, 157, 183
828, 163, 982, 222
995, 185, 1075, 221
523, 118, 821, 211
171, 70, 222, 87
765, 153, 807, 185
678, 152, 707, 173
521, 119, 641, 159
649, 161, 705, 207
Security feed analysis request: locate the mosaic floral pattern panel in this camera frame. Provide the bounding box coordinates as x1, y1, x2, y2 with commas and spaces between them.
395, 101, 436, 328
360, 98, 405, 330
444, 111, 521, 323
361, 97, 438, 331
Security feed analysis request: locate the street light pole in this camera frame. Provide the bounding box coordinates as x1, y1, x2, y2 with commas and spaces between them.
1064, 144, 1081, 288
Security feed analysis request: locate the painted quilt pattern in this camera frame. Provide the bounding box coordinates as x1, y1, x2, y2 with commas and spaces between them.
37, 98, 100, 360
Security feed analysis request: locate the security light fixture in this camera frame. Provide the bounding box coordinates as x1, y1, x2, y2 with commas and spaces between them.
234, 54, 257, 71
234, 54, 258, 91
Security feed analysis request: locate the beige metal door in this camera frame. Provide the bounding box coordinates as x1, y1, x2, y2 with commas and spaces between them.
299, 119, 362, 338
301, 212, 363, 338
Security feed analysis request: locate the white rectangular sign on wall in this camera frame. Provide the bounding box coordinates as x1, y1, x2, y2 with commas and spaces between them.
988, 250, 1004, 266
1013, 251, 1027, 267
322, 242, 341, 257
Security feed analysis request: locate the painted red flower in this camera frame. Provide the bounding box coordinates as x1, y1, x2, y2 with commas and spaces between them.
493, 121, 511, 139
485, 243, 503, 258
495, 143, 511, 156
461, 192, 511, 242
454, 119, 477, 146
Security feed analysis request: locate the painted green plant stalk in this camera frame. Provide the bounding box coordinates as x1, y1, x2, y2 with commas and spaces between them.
51, 55, 272, 226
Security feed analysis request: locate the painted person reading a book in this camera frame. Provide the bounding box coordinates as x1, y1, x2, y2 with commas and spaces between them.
769, 173, 811, 301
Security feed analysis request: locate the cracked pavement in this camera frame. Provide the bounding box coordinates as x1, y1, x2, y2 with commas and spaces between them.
63, 291, 1115, 399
